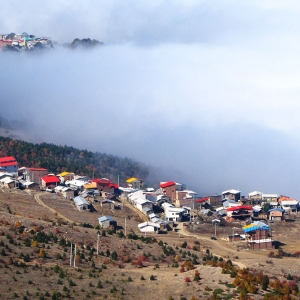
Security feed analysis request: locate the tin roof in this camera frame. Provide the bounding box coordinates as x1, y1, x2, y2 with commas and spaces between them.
41, 175, 60, 183
160, 181, 176, 188
98, 216, 115, 222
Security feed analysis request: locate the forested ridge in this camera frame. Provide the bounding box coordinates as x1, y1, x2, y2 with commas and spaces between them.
0, 136, 149, 184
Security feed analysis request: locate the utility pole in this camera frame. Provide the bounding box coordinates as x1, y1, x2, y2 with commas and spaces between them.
70, 243, 73, 266
97, 231, 100, 255
193, 193, 195, 234
125, 217, 127, 237
214, 221, 217, 238
73, 244, 76, 268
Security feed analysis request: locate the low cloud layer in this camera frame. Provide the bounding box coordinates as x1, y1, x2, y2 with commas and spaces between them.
1, 1, 300, 197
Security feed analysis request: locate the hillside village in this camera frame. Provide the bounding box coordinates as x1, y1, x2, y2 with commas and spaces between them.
0, 154, 299, 253
0, 32, 103, 52
0, 32, 53, 51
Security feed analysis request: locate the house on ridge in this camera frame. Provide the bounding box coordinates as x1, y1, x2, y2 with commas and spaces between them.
126, 177, 144, 189
0, 156, 18, 173
98, 216, 117, 229
73, 196, 90, 211
222, 189, 241, 202
41, 175, 60, 188
19, 167, 48, 184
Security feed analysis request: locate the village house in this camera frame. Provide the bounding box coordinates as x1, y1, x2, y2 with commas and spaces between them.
126, 177, 144, 189
262, 194, 279, 202
92, 178, 118, 195
54, 186, 74, 199
66, 177, 89, 191
222, 189, 241, 202
226, 205, 253, 220
133, 198, 153, 215
19, 167, 48, 183
278, 196, 299, 213
0, 156, 18, 173
73, 196, 90, 211
162, 202, 185, 222
175, 190, 197, 208
194, 197, 209, 210
18, 179, 39, 191
222, 199, 241, 208
58, 172, 75, 183
0, 176, 16, 189
205, 195, 222, 206
268, 208, 285, 222
248, 191, 263, 203
41, 175, 61, 189
243, 221, 274, 250
98, 216, 117, 229
138, 222, 160, 233
83, 182, 98, 190
160, 181, 185, 202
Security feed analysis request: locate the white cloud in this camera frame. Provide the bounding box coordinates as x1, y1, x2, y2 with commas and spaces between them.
2, 1, 300, 196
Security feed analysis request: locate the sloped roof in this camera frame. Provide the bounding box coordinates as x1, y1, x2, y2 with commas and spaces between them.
83, 182, 98, 189
248, 191, 262, 197
0, 162, 18, 167
73, 196, 89, 206
195, 197, 209, 203
98, 216, 115, 222
54, 186, 73, 192
0, 177, 14, 184
138, 222, 160, 229
41, 175, 60, 183
222, 189, 240, 195
126, 177, 140, 183
243, 221, 269, 233
227, 205, 253, 212
59, 172, 73, 177
92, 178, 111, 184
0, 156, 16, 163
268, 208, 285, 213
160, 181, 176, 188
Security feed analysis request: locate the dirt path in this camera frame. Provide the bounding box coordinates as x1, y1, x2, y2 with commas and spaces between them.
34, 192, 77, 225
175, 222, 249, 269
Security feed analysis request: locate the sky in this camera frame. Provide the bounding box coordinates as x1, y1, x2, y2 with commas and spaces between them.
1, 0, 300, 197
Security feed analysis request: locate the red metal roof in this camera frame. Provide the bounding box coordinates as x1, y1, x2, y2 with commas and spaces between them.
160, 181, 176, 188
41, 175, 60, 183
92, 178, 111, 185
109, 183, 119, 189
28, 168, 48, 171
0, 156, 17, 163
0, 162, 18, 167
227, 206, 253, 212
195, 197, 209, 203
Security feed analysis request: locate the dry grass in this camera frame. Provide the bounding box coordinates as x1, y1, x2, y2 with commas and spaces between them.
0, 188, 300, 299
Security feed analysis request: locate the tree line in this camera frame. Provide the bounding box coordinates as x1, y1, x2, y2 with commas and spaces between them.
0, 136, 149, 185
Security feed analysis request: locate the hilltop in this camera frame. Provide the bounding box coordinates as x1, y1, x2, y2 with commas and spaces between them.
0, 135, 150, 186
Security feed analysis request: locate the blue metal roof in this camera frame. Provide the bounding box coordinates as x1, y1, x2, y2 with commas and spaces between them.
268, 208, 285, 213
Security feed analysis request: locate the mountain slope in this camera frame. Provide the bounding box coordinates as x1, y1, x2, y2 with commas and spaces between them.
0, 136, 149, 185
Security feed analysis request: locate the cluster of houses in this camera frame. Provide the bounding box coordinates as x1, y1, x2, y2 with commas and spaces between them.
0, 32, 53, 51
0, 155, 299, 247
